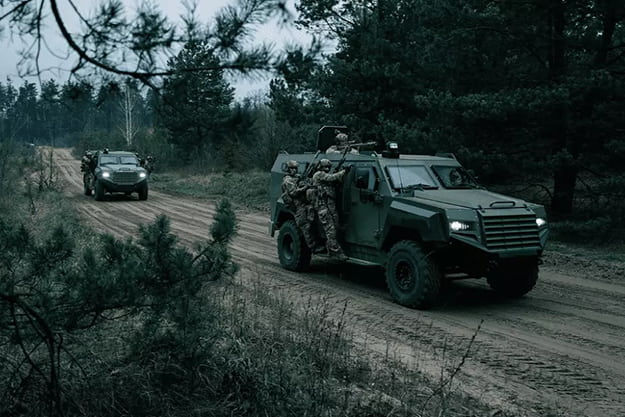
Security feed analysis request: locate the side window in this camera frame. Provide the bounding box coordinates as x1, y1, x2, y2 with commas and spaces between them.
354, 166, 377, 191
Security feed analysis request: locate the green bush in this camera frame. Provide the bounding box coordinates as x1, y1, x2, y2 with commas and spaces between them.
0, 182, 238, 416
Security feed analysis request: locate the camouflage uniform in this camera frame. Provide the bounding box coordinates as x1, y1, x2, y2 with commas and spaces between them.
81, 152, 96, 189
312, 159, 348, 259
326, 132, 359, 154
281, 162, 317, 251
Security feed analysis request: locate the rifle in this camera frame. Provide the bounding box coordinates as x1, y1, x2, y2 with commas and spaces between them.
333, 141, 377, 173
333, 143, 351, 173
302, 150, 322, 179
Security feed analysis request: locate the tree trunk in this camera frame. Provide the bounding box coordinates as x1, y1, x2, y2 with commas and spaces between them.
594, 4, 616, 67
551, 163, 577, 217
548, 0, 576, 217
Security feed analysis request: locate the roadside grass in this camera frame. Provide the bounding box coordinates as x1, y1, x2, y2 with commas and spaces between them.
217, 269, 495, 417
546, 240, 625, 264
150, 170, 270, 211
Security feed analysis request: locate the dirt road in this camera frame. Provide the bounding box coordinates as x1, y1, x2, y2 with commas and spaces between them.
55, 148, 625, 416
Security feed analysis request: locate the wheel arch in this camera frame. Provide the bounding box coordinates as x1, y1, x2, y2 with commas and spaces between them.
380, 207, 448, 252
276, 209, 295, 230
381, 226, 423, 252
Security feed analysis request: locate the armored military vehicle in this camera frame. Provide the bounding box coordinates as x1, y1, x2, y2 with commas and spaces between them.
269, 126, 549, 309
81, 150, 149, 201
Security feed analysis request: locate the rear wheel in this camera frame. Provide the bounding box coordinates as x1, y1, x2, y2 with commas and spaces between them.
385, 240, 441, 309
277, 219, 311, 271
487, 258, 538, 298
94, 180, 105, 201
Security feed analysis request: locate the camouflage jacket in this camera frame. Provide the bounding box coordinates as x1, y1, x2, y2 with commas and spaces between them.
281, 174, 309, 206
312, 169, 346, 200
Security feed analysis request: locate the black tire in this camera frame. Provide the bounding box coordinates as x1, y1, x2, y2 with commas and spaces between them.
385, 240, 441, 309
94, 180, 105, 201
138, 183, 148, 200
487, 259, 538, 298
277, 219, 311, 271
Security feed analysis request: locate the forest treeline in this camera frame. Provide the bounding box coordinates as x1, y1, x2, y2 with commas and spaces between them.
2, 0, 625, 240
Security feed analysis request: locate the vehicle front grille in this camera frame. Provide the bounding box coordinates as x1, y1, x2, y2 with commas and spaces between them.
481, 213, 540, 250
111, 171, 139, 185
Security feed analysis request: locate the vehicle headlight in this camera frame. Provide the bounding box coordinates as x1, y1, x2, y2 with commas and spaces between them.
102, 171, 110, 178
450, 221, 471, 232
536, 218, 547, 227
139, 172, 147, 178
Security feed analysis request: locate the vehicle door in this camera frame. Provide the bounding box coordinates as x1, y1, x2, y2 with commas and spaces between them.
342, 164, 384, 247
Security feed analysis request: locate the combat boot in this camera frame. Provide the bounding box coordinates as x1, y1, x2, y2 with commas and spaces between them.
329, 248, 348, 261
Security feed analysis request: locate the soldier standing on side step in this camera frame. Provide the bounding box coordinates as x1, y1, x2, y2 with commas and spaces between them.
281, 160, 320, 252
312, 158, 349, 260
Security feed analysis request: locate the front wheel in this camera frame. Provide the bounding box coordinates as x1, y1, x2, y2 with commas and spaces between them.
138, 183, 148, 200
94, 180, 105, 201
385, 240, 441, 309
487, 259, 538, 298
277, 219, 311, 272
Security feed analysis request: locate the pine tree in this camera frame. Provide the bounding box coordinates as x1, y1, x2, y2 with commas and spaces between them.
160, 41, 235, 160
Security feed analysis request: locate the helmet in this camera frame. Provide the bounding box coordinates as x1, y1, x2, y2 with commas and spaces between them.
336, 133, 348, 144
319, 159, 332, 169
449, 169, 462, 185
286, 160, 298, 169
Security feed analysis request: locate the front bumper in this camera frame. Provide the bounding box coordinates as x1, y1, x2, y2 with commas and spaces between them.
99, 178, 147, 192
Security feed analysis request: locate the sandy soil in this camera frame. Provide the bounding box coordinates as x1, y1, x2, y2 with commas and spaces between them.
54, 148, 625, 416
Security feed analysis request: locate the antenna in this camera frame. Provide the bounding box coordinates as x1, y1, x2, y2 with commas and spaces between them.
395, 157, 404, 192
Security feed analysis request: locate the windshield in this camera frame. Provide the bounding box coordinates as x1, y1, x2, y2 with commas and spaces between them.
120, 156, 138, 165
386, 165, 438, 190
100, 155, 138, 165
99, 156, 118, 165
432, 165, 480, 189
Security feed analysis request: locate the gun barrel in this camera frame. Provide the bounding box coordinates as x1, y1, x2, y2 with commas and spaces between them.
348, 141, 377, 147
303, 150, 321, 178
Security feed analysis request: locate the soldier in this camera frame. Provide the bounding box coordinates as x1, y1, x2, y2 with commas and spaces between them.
80, 151, 96, 174
281, 160, 319, 252
326, 132, 359, 154
312, 158, 349, 260
448, 168, 463, 187
141, 155, 155, 174
80, 153, 90, 173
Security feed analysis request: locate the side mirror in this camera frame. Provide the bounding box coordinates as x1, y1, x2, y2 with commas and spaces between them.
280, 162, 288, 172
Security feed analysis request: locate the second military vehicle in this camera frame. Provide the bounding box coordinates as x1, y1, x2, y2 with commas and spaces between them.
81, 150, 149, 201
269, 126, 549, 309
